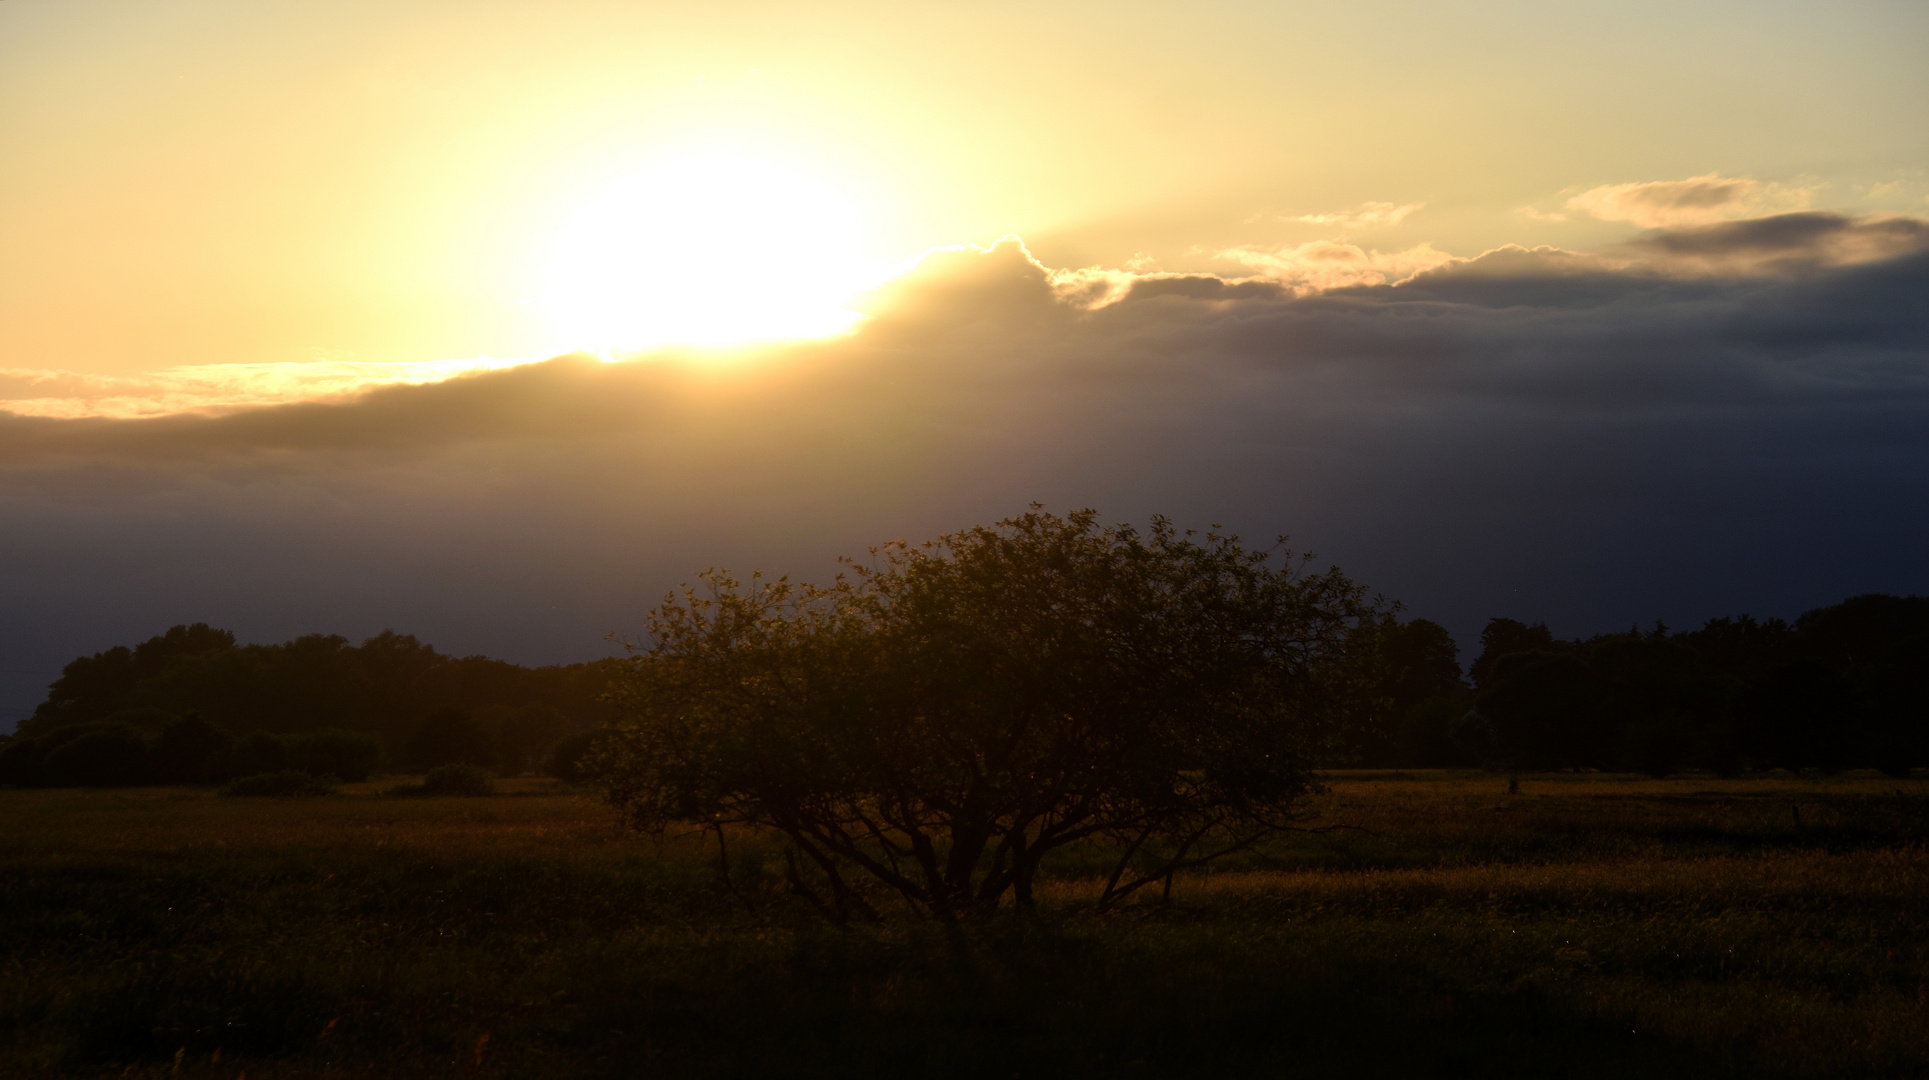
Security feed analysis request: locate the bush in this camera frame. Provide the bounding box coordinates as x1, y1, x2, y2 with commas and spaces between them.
151, 714, 234, 785
0, 738, 43, 787
1396, 696, 1480, 767
39, 725, 151, 787
406, 709, 494, 771
543, 729, 601, 783
228, 731, 290, 777
486, 704, 570, 776
284, 729, 381, 782
220, 770, 336, 797
399, 763, 496, 797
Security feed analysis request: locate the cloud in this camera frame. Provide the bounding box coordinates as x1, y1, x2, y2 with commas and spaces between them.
1214, 240, 1456, 293
1, 213, 1927, 730
1283, 201, 1426, 230
0, 356, 538, 420
1566, 174, 1813, 228
21, 205, 1917, 421
1616, 211, 1929, 275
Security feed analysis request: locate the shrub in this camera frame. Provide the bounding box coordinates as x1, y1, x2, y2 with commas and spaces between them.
39, 725, 151, 787
220, 770, 336, 797
151, 714, 234, 785
228, 731, 290, 776
406, 709, 494, 771
0, 738, 43, 787
543, 729, 601, 783
407, 763, 495, 797
486, 703, 570, 776
389, 762, 500, 796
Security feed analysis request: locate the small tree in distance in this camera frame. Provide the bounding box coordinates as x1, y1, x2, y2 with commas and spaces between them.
593, 508, 1382, 923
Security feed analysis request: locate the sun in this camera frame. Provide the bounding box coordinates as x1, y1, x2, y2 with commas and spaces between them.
536, 146, 881, 355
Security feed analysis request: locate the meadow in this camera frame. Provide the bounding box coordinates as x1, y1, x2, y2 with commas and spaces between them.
1, 772, 1924, 1078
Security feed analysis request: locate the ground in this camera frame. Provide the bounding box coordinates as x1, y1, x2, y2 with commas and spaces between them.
1, 771, 1924, 1078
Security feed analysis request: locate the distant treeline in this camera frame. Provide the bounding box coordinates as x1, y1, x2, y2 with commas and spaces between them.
3, 593, 1924, 788
1346, 593, 1929, 776
0, 625, 619, 787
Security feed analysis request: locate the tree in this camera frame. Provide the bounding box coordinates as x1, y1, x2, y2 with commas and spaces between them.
1864, 634, 1929, 777
406, 708, 494, 771
23, 624, 234, 735
1478, 651, 1599, 769
594, 509, 1381, 923
26, 625, 622, 768
1738, 660, 1860, 772
481, 704, 570, 775
1588, 636, 1717, 777
39, 725, 151, 787
1340, 617, 1467, 766
229, 731, 291, 776
152, 713, 235, 784
285, 729, 383, 782
544, 729, 603, 783
1469, 618, 1558, 690
1794, 594, 1929, 670
1379, 619, 1466, 711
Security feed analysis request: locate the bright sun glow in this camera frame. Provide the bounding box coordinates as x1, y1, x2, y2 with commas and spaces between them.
537, 147, 881, 354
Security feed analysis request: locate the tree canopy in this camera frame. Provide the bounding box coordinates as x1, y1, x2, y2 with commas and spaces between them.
592, 509, 1383, 922
1463, 596, 1929, 776
6, 625, 623, 786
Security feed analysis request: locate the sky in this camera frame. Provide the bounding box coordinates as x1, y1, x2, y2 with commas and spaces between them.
2, 0, 1927, 730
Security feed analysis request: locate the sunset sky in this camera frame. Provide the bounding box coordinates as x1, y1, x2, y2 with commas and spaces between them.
3, 0, 1927, 728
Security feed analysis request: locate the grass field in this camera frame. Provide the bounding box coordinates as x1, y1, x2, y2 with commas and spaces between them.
2, 771, 1925, 1078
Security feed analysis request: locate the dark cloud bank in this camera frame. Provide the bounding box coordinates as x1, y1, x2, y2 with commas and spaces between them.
3, 213, 1926, 730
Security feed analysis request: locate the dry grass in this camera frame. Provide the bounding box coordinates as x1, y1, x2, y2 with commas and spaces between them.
1, 771, 1924, 1078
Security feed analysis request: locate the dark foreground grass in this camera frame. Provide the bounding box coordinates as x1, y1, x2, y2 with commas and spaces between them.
1, 772, 1925, 1078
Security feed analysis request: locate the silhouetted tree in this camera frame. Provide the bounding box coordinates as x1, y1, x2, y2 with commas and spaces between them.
24, 624, 234, 735
1674, 615, 1799, 689
284, 729, 383, 782
1738, 660, 1860, 773
152, 714, 235, 784
482, 704, 566, 775
1334, 617, 1470, 766
229, 731, 291, 776
594, 509, 1382, 923
407, 709, 494, 771
0, 738, 36, 786
1864, 633, 1929, 777
1795, 594, 1929, 670
1478, 651, 1598, 769
1588, 636, 1719, 777
1470, 618, 1558, 690
1466, 599, 1926, 776
1381, 619, 1466, 710
25, 625, 621, 770
39, 725, 150, 787
544, 729, 602, 783
1395, 696, 1481, 767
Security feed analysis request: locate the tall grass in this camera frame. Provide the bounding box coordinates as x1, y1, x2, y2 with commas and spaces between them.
0, 772, 1923, 1077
